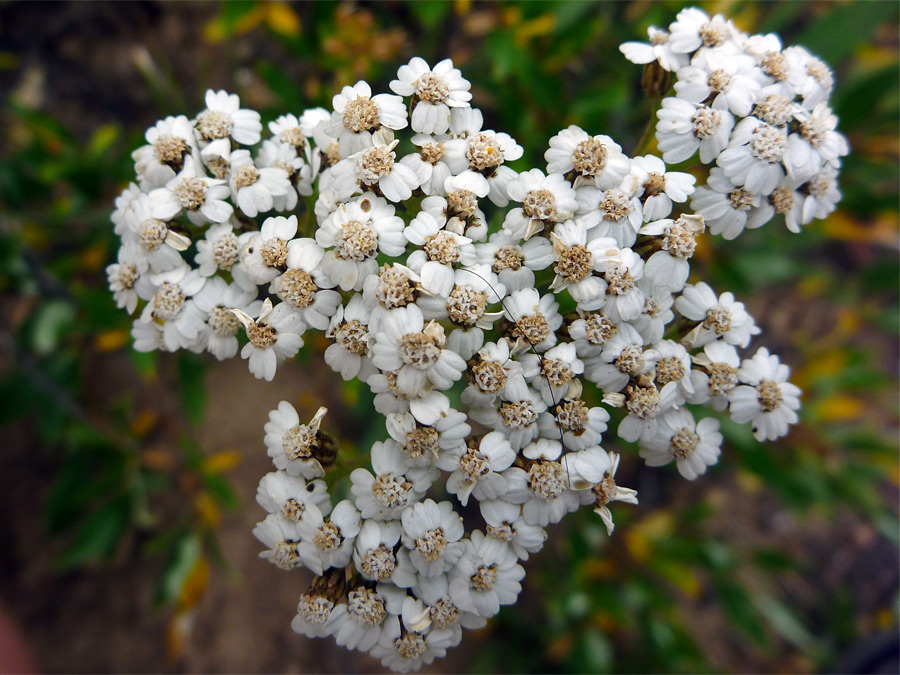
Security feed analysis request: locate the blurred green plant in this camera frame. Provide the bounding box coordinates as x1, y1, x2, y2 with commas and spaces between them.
0, 97, 240, 655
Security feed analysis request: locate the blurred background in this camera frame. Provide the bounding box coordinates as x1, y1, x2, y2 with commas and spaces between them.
0, 1, 897, 672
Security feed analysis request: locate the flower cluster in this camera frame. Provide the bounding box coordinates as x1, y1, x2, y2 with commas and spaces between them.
622, 6, 848, 238
107, 13, 839, 672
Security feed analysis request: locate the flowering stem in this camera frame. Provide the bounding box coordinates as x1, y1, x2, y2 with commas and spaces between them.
632, 98, 661, 156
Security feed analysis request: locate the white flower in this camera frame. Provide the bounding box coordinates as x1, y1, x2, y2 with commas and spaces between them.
798, 164, 841, 223
519, 341, 584, 407
325, 583, 405, 652
371, 597, 456, 672
599, 248, 645, 322
469, 388, 547, 452
728, 347, 801, 441
504, 169, 578, 240
371, 304, 467, 398
576, 186, 644, 248
131, 317, 165, 353
619, 27, 689, 73
326, 80, 408, 157
350, 440, 434, 520
299, 107, 331, 138
273, 236, 340, 331
644, 338, 694, 403
461, 339, 530, 409
255, 138, 312, 210
767, 176, 808, 234
264, 404, 328, 479
148, 155, 233, 226
545, 126, 632, 189
193, 276, 260, 360
675, 281, 760, 348
742, 34, 804, 100
132, 115, 196, 189
291, 578, 343, 639
367, 375, 456, 427
784, 102, 849, 183
640, 214, 703, 291
253, 513, 303, 570
401, 499, 466, 578
362, 264, 423, 334
317, 192, 407, 291
268, 114, 304, 148
563, 450, 638, 535
195, 222, 240, 277
618, 376, 679, 443
235, 299, 305, 381
673, 53, 761, 117
425, 182, 489, 241
226, 149, 291, 217
687, 340, 742, 410
640, 408, 722, 480
475, 230, 554, 293
787, 46, 835, 109
449, 531, 525, 618
503, 288, 563, 352
408, 572, 486, 642
547, 221, 616, 309
256, 471, 332, 521
441, 114, 523, 206
629, 155, 696, 221
404, 210, 477, 297
353, 520, 402, 583
400, 134, 453, 196
567, 311, 619, 358
325, 294, 376, 381
538, 392, 609, 452
195, 89, 262, 146
667, 8, 741, 56
390, 57, 472, 135
439, 431, 516, 506
630, 277, 675, 345
584, 321, 647, 392
501, 459, 582, 527
386, 405, 470, 471
111, 182, 144, 236
296, 499, 361, 575
107, 253, 141, 314
329, 138, 421, 202
139, 267, 207, 352
479, 500, 547, 561
691, 167, 774, 239
655, 98, 734, 165
717, 117, 787, 196
239, 214, 298, 285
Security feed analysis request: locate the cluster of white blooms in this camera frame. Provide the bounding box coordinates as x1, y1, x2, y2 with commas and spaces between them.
107, 14, 840, 671
622, 6, 848, 238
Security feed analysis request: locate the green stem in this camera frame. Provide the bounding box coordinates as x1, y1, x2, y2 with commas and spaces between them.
632, 98, 661, 157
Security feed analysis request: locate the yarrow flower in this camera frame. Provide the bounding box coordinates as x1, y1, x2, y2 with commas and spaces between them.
109, 15, 841, 668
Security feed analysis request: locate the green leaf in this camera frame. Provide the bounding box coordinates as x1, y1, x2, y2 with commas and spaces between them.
574, 627, 613, 673
177, 351, 207, 426
58, 497, 130, 568
31, 299, 76, 356
204, 474, 239, 511
715, 578, 768, 646
154, 531, 202, 606
409, 1, 450, 30
756, 595, 821, 655
796, 2, 899, 65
